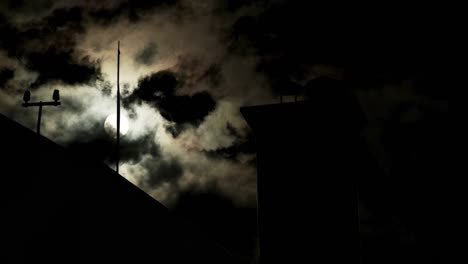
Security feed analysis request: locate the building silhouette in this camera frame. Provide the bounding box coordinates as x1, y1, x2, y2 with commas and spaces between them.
241, 77, 365, 263
0, 114, 239, 263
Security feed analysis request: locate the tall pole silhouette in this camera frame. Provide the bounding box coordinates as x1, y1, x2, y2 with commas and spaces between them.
37, 103, 43, 134
116, 41, 121, 174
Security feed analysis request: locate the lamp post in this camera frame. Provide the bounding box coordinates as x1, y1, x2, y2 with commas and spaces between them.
22, 89, 61, 135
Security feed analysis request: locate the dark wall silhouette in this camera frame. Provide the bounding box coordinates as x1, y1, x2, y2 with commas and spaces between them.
0, 114, 238, 263
241, 80, 365, 263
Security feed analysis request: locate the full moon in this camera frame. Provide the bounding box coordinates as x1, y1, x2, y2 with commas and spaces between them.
104, 113, 129, 138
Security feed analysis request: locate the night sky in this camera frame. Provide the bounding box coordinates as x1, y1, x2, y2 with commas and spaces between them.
0, 1, 448, 262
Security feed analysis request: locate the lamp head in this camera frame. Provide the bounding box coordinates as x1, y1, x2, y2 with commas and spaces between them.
23, 90, 31, 103
53, 89, 60, 102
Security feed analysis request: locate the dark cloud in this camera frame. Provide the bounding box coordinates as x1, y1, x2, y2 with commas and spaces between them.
88, 3, 129, 25
26, 48, 100, 88
163, 122, 188, 138
27, 49, 100, 88
0, 6, 101, 89
176, 57, 202, 79
204, 124, 256, 162
131, 70, 178, 101
0, 0, 54, 16
126, 71, 216, 127
224, 0, 258, 11
159, 92, 216, 124
0, 15, 19, 54
229, 16, 261, 55
99, 79, 114, 96
45, 6, 84, 31
120, 133, 160, 163
0, 68, 14, 88
144, 158, 183, 187
89, 0, 177, 25
174, 57, 223, 92
134, 42, 158, 66
228, 3, 352, 93
197, 64, 224, 89
228, 2, 439, 96
1, 7, 85, 55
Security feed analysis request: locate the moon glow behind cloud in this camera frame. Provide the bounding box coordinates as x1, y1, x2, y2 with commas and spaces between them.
104, 113, 129, 137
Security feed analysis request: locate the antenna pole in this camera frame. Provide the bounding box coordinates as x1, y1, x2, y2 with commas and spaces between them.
116, 41, 121, 174
37, 103, 43, 134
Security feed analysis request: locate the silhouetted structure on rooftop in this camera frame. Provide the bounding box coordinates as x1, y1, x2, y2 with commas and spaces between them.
21, 89, 61, 135
241, 77, 365, 263
0, 114, 239, 263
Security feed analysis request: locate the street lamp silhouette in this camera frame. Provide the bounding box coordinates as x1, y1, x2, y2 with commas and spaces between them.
22, 89, 61, 135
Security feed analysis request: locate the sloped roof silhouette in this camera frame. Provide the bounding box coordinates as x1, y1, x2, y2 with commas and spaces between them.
0, 114, 239, 263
